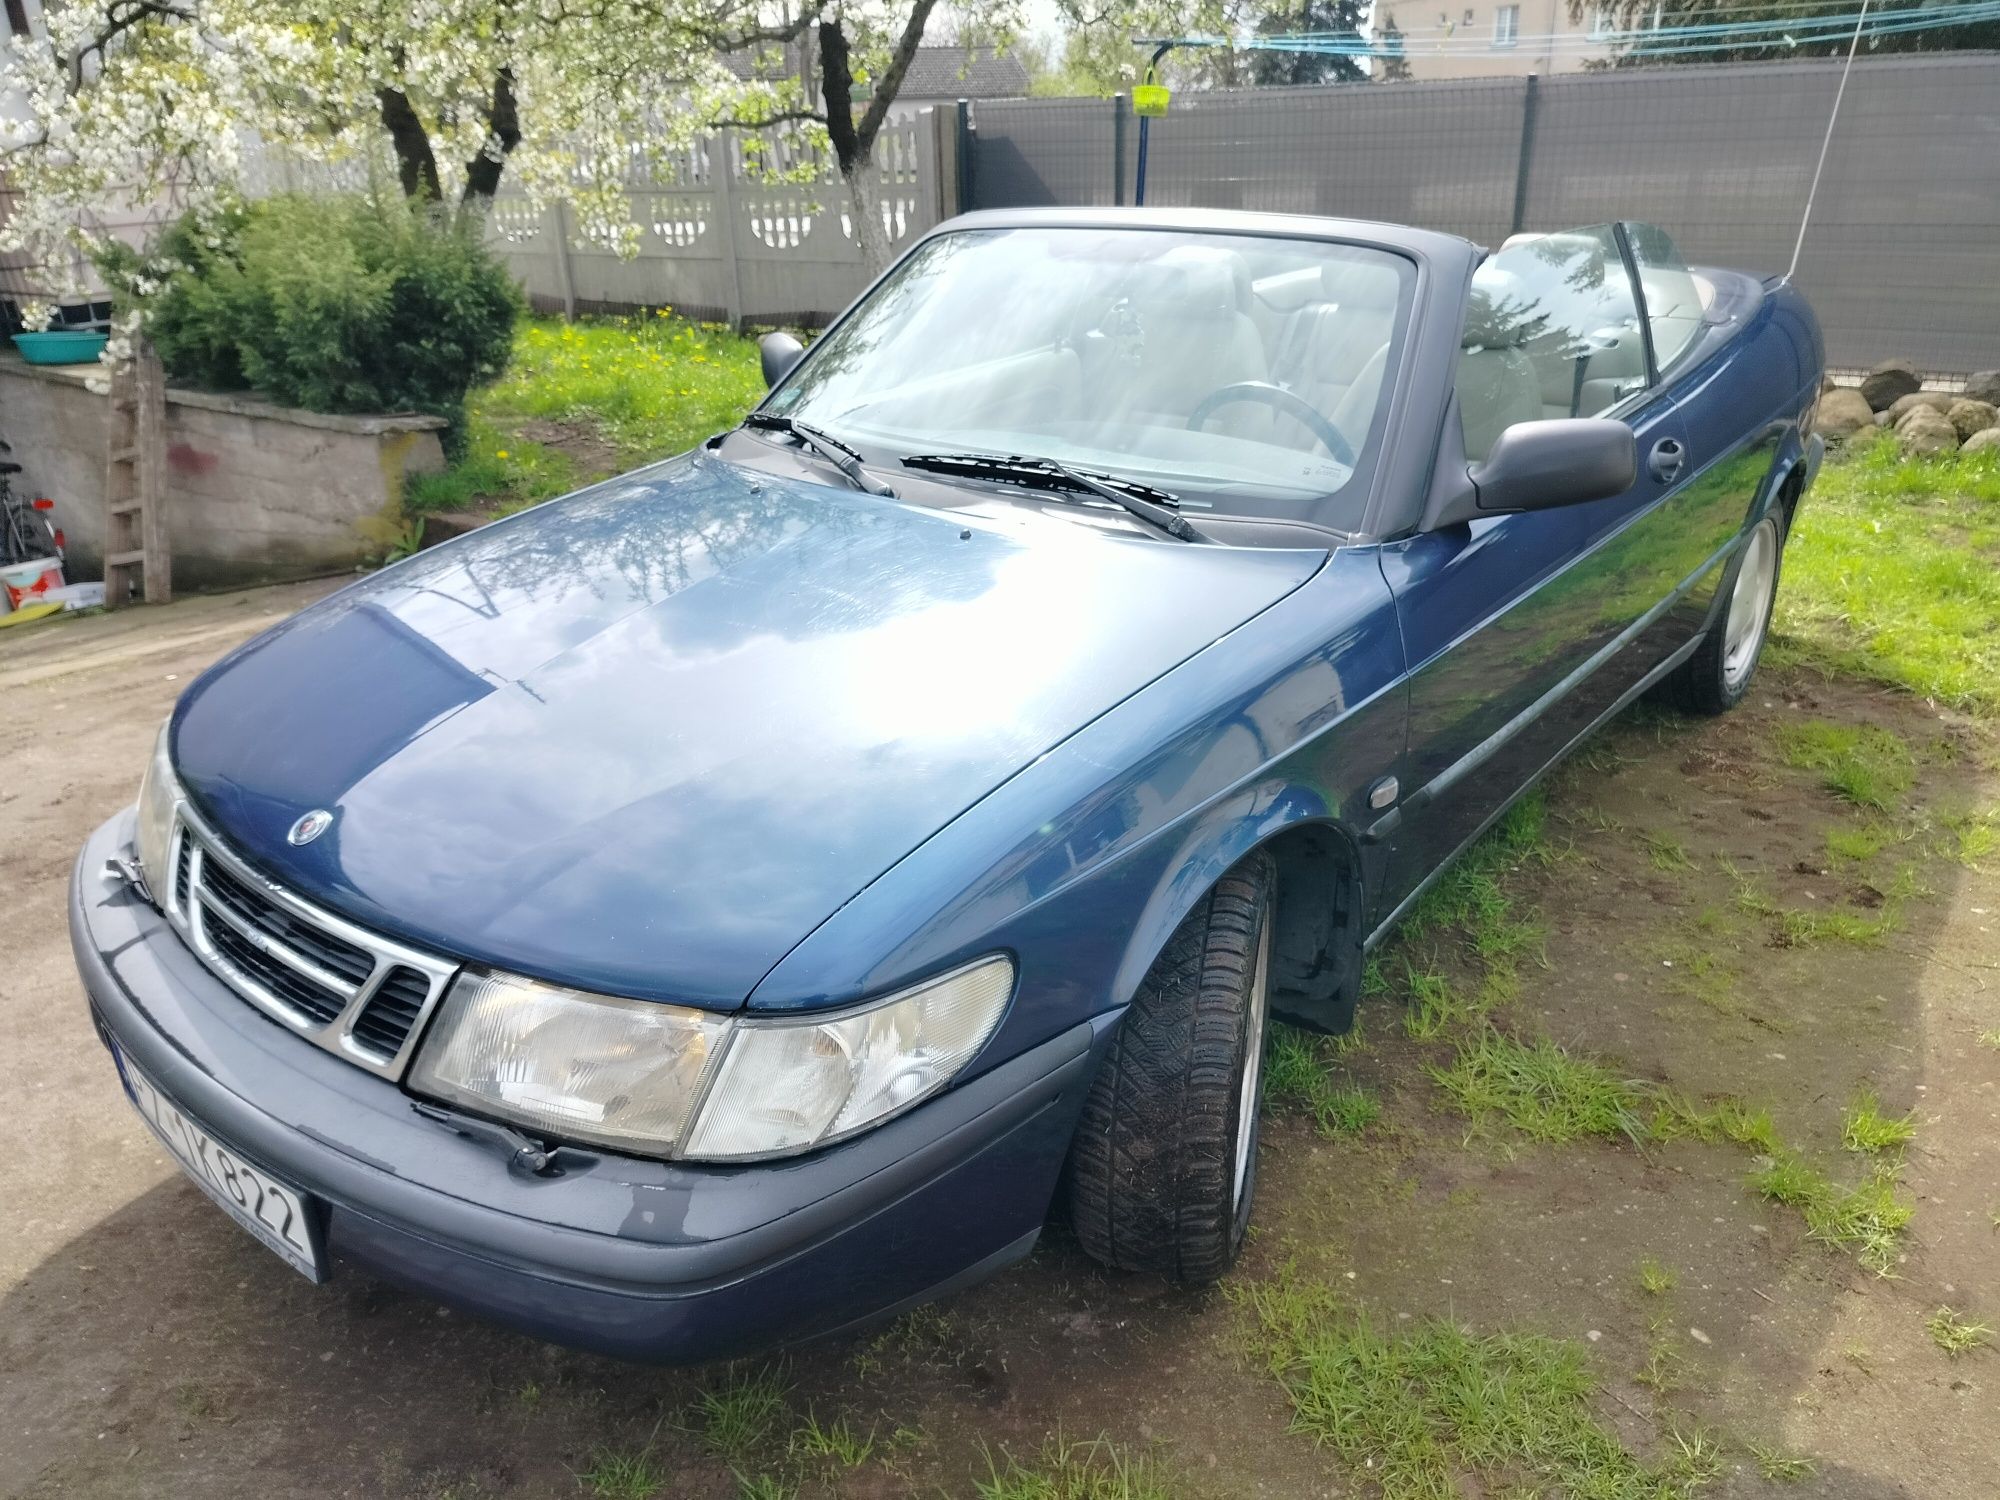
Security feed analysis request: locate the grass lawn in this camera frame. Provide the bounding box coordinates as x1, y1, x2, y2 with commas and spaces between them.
409, 313, 765, 516
1773, 430, 2000, 714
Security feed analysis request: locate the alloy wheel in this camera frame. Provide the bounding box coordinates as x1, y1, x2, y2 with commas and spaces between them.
1722, 516, 1780, 692
1232, 914, 1273, 1211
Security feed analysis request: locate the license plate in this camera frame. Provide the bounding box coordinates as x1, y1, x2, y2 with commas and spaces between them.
113, 1046, 327, 1282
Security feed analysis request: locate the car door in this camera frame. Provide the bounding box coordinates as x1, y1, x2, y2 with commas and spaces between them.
1614, 221, 1797, 664
1371, 224, 1705, 925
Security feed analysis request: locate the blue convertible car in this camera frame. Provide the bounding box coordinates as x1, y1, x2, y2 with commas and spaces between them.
71, 208, 1823, 1360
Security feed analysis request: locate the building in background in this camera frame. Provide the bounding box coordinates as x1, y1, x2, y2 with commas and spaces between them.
726, 42, 1029, 122
881, 46, 1032, 121
1371, 0, 1618, 78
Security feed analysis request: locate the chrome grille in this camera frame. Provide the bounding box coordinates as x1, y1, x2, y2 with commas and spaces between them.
162, 805, 459, 1080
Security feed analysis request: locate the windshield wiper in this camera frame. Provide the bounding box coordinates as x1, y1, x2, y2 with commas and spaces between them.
743, 412, 897, 498
899, 452, 1199, 542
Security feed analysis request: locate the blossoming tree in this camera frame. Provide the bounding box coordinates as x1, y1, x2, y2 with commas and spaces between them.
1, 0, 999, 317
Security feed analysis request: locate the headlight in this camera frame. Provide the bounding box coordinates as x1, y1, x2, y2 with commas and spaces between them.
134, 721, 181, 900
682, 956, 1015, 1160
409, 956, 1014, 1161
408, 971, 732, 1156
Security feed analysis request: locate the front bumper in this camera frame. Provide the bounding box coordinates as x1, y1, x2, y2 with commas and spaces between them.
71, 810, 1109, 1363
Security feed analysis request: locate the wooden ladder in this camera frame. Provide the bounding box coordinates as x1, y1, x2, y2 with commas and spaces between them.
104, 343, 170, 608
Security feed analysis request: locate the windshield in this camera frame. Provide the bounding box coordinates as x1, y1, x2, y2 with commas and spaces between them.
763, 227, 1414, 516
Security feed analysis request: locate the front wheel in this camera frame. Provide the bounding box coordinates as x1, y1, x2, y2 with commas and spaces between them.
1066, 853, 1274, 1283
1659, 512, 1784, 716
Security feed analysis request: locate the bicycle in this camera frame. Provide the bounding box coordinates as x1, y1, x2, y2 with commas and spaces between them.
0, 436, 63, 567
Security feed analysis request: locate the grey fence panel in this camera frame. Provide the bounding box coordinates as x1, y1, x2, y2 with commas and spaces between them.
1522, 54, 2000, 376
1787, 56, 2000, 379
968, 55, 2000, 377
1135, 79, 1529, 245
968, 99, 1121, 208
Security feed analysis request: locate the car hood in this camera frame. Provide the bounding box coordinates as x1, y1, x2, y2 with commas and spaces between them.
171, 455, 1324, 1007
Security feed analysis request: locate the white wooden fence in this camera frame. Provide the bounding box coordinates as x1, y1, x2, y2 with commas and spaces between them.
487, 110, 959, 327
235, 108, 961, 330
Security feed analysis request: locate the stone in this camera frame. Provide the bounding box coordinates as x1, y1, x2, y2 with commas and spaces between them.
1895, 405, 1960, 456
1811, 386, 1875, 438
1885, 391, 1954, 422
1874, 411, 1893, 427
419, 509, 490, 550
1963, 427, 2000, 455
1859, 359, 1922, 411
1964, 370, 2000, 406
1946, 397, 1998, 441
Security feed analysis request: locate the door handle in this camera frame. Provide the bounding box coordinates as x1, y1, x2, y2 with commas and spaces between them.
1648, 438, 1686, 484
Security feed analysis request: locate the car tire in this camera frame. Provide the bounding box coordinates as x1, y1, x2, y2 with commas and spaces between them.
1659, 511, 1785, 717
1066, 852, 1274, 1284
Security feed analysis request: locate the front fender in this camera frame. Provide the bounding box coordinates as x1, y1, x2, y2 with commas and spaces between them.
748, 547, 1409, 1070
1106, 790, 1365, 1034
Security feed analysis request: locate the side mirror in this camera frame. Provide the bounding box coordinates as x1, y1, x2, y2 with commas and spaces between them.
1427, 418, 1636, 528
760, 332, 804, 388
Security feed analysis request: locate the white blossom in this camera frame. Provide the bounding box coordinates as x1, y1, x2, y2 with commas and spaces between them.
2, 0, 1028, 320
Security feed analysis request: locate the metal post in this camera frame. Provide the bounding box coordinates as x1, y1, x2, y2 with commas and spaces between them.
1508, 73, 1540, 238
549, 200, 579, 320
924, 103, 955, 225
1111, 94, 1128, 207
954, 99, 973, 214
1132, 41, 1174, 209
710, 131, 745, 333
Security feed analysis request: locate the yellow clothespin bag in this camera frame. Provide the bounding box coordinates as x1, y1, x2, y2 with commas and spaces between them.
1133, 65, 1170, 117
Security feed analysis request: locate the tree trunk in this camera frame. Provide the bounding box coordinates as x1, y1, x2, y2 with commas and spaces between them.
845, 165, 891, 277
818, 10, 935, 276
816, 19, 885, 274
460, 67, 523, 216
818, 18, 860, 175
377, 86, 442, 202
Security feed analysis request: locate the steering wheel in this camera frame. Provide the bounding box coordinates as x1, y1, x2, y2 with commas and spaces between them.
1186, 381, 1356, 467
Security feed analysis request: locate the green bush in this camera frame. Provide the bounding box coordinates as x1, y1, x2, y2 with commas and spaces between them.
102, 195, 519, 454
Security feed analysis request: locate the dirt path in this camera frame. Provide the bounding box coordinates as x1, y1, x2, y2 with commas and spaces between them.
1, 584, 1994, 1500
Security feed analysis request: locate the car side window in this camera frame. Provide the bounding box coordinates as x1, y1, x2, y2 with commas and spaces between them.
1454, 224, 1646, 462
1623, 222, 1706, 375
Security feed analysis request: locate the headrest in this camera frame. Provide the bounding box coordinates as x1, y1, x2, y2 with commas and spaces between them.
1144, 247, 1251, 319
1457, 344, 1541, 458
1298, 301, 1394, 382
1463, 267, 1536, 349
1319, 260, 1401, 312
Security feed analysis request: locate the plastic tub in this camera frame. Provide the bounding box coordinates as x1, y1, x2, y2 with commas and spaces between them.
1, 556, 65, 609
11, 331, 110, 365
